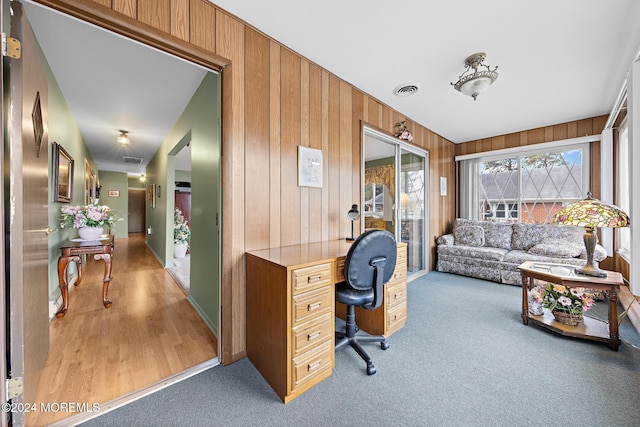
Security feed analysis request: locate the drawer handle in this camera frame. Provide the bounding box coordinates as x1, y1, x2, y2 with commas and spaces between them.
308, 302, 322, 311
393, 292, 403, 300
308, 359, 322, 372
307, 331, 321, 341
393, 312, 403, 321
307, 275, 322, 283
394, 272, 404, 279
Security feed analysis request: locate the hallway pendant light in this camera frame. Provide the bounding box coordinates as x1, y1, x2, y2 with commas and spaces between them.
451, 52, 498, 101
117, 130, 130, 146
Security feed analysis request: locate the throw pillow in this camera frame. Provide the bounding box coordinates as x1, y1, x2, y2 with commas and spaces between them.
454, 225, 485, 247
527, 239, 582, 258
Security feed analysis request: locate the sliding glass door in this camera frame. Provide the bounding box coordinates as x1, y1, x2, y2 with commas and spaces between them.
363, 127, 428, 279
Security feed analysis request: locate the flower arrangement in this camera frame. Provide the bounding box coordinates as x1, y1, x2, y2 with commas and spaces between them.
174, 208, 191, 247
60, 200, 119, 229
394, 121, 414, 142
530, 283, 595, 316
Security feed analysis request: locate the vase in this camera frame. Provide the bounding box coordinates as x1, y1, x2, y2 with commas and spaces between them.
78, 226, 104, 241
174, 243, 188, 258
552, 310, 583, 326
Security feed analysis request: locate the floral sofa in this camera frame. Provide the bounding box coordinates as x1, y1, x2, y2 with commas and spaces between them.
436, 218, 607, 285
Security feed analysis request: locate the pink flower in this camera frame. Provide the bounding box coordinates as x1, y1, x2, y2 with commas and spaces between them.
558, 296, 572, 307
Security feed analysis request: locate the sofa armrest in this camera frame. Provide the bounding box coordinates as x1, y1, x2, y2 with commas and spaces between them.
437, 234, 454, 246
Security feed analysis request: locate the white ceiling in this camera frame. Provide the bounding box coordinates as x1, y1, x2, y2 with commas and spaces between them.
216, 0, 640, 143
20, 0, 640, 178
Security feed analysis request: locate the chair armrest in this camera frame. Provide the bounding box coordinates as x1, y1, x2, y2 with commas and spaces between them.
437, 234, 454, 246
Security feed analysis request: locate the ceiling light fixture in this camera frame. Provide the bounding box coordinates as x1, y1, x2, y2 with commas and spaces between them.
117, 130, 130, 146
139, 174, 146, 182
451, 52, 498, 101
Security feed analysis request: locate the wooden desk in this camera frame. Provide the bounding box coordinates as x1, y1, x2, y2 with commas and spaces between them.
518, 261, 623, 350
246, 240, 407, 403
56, 235, 115, 318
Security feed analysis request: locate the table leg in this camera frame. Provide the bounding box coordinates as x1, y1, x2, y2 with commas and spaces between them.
521, 274, 530, 325
56, 255, 81, 318
608, 287, 621, 351
95, 253, 113, 308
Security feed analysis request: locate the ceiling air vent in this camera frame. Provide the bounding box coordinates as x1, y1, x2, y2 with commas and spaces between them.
393, 83, 420, 97
123, 156, 144, 165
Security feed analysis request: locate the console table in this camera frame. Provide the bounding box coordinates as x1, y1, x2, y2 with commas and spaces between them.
246, 240, 407, 403
56, 235, 115, 318
518, 261, 623, 350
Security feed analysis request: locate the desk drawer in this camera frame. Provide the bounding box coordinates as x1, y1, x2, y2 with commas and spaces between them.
292, 264, 332, 294
291, 340, 333, 392
386, 303, 407, 335
292, 285, 332, 326
292, 312, 333, 357
386, 280, 407, 309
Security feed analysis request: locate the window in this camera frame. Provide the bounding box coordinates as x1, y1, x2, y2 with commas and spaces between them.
461, 143, 590, 224
617, 121, 630, 260
364, 182, 385, 214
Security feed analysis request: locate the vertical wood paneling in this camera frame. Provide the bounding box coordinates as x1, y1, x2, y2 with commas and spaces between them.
112, 0, 136, 18
269, 41, 282, 249
138, 0, 170, 33
328, 75, 341, 240
189, 0, 215, 52
280, 49, 301, 246
339, 81, 352, 240
299, 59, 310, 244
170, 0, 189, 41
351, 89, 364, 229
321, 71, 330, 242
308, 64, 323, 244
244, 28, 270, 251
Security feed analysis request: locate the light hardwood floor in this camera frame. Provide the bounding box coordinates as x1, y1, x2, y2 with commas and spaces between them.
28, 233, 218, 426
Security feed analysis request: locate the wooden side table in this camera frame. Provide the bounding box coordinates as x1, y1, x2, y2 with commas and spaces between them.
518, 261, 623, 350
56, 235, 115, 318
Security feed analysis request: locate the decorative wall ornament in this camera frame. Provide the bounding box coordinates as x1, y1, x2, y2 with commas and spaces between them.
394, 121, 413, 142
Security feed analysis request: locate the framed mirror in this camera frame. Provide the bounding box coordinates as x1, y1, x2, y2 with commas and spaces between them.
52, 141, 74, 203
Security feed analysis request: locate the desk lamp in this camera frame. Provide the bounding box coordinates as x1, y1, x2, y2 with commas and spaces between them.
346, 204, 360, 241
554, 192, 629, 278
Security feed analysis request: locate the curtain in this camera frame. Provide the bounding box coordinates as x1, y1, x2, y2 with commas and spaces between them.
458, 158, 479, 220
364, 165, 395, 199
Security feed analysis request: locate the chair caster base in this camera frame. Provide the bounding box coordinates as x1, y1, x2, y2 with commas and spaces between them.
380, 341, 389, 350
366, 362, 376, 375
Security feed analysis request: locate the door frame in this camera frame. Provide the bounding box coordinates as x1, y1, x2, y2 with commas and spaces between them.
361, 124, 430, 281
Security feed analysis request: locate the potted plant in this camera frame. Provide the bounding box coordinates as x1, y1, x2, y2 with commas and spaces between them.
174, 208, 190, 258
530, 283, 595, 326
59, 199, 119, 240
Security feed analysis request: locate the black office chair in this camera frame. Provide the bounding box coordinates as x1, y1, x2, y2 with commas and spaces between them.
335, 229, 397, 375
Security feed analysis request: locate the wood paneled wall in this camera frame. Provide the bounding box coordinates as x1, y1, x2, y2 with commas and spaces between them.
38, 0, 457, 364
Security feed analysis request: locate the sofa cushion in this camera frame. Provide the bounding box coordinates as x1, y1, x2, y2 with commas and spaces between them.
527, 239, 582, 258
454, 225, 485, 247
454, 218, 513, 250
511, 223, 583, 251
438, 244, 507, 262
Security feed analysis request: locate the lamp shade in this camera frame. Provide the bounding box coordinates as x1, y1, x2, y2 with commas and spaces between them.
554, 193, 629, 229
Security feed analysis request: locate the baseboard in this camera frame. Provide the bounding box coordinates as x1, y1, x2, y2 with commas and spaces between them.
187, 295, 219, 337
619, 286, 640, 334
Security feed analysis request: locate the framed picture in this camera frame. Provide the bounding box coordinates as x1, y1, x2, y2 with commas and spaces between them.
52, 141, 74, 203
148, 184, 156, 208
108, 190, 120, 197
440, 177, 447, 196
297, 146, 323, 188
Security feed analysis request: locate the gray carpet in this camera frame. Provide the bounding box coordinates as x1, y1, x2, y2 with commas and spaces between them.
83, 272, 640, 427
167, 255, 190, 293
